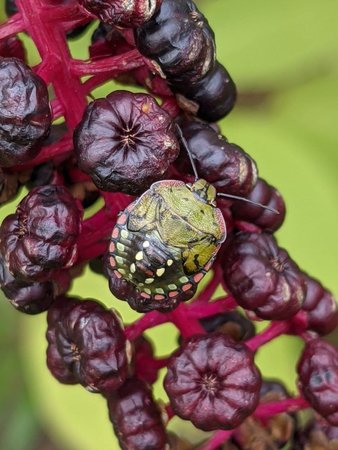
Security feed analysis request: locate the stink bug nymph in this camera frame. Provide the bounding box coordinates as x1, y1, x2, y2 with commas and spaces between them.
106, 126, 277, 313
106, 177, 226, 312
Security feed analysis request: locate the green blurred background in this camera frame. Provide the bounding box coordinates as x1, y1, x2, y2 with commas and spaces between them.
0, 0, 338, 449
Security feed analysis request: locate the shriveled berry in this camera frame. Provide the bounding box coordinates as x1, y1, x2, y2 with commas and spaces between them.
223, 232, 305, 320
164, 333, 261, 431
0, 168, 20, 204
297, 339, 338, 426
234, 416, 280, 450
295, 418, 338, 448
179, 61, 237, 122
232, 178, 286, 232
107, 377, 169, 450
74, 90, 180, 195
259, 379, 297, 447
0, 58, 51, 167
46, 296, 130, 393
79, 0, 162, 27
0, 255, 55, 314
136, 0, 215, 84
0, 36, 25, 61
133, 336, 158, 384
300, 273, 338, 336
175, 117, 257, 196
90, 23, 132, 59
199, 311, 256, 342
167, 433, 192, 450
0, 185, 82, 282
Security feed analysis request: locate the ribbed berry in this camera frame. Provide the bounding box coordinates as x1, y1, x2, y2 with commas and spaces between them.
164, 333, 261, 431
223, 232, 305, 320
232, 178, 286, 232
79, 0, 162, 27
46, 296, 130, 394
300, 273, 338, 336
199, 311, 256, 342
0, 185, 82, 282
135, 0, 236, 121
175, 117, 257, 196
136, 0, 215, 84
0, 255, 55, 314
297, 339, 338, 426
107, 377, 169, 450
0, 58, 51, 167
74, 90, 180, 195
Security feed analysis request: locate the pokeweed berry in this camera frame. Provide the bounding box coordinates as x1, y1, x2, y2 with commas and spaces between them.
297, 339, 338, 426
199, 310, 256, 342
258, 379, 297, 447
232, 178, 286, 232
222, 232, 305, 320
300, 273, 338, 336
0, 255, 55, 314
175, 117, 258, 196
46, 296, 130, 394
0, 168, 20, 205
0, 185, 82, 282
164, 333, 261, 431
167, 433, 192, 450
180, 61, 237, 122
0, 58, 51, 167
133, 336, 158, 384
107, 377, 169, 450
294, 418, 338, 448
136, 0, 215, 84
74, 90, 180, 195
79, 0, 162, 27
106, 179, 225, 313
0, 36, 26, 61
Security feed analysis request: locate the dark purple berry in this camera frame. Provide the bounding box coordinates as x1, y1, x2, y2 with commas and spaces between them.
223, 232, 305, 320
0, 185, 82, 282
0, 168, 20, 205
294, 418, 338, 448
133, 336, 158, 384
180, 61, 237, 122
79, 0, 162, 27
175, 117, 257, 196
0, 255, 55, 314
297, 339, 338, 426
259, 379, 297, 448
232, 178, 286, 232
136, 0, 215, 84
199, 310, 256, 342
164, 333, 261, 431
107, 377, 168, 450
74, 90, 180, 195
0, 58, 51, 167
300, 273, 338, 336
0, 36, 26, 61
46, 296, 130, 394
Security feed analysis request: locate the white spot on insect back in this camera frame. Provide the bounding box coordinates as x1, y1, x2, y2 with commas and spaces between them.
135, 251, 143, 261
121, 229, 129, 239
156, 268, 165, 277
143, 241, 150, 248
167, 259, 173, 267
130, 263, 136, 273
145, 278, 154, 284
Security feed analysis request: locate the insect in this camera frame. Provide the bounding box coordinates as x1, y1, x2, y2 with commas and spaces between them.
106, 127, 277, 313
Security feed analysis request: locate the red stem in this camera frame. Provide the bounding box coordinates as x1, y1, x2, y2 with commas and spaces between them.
169, 303, 206, 338
254, 396, 309, 419
188, 295, 237, 319
0, 14, 25, 39
198, 430, 236, 450
246, 321, 291, 352
125, 311, 169, 340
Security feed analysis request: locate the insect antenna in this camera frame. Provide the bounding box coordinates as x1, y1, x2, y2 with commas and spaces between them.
175, 124, 199, 181
217, 192, 280, 214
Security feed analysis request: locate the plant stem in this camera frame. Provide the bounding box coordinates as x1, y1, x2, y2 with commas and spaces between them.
246, 321, 291, 352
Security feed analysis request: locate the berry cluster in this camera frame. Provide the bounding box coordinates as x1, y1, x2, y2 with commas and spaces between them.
0, 0, 337, 449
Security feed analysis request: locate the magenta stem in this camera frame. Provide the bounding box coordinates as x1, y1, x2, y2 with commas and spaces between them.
125, 311, 169, 341
16, 0, 87, 130
71, 50, 144, 76
0, 14, 25, 39
169, 303, 206, 338
246, 321, 291, 352
254, 396, 309, 419
198, 430, 236, 450
234, 220, 262, 234
189, 295, 237, 319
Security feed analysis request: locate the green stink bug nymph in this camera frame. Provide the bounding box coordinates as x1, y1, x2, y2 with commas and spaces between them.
106, 178, 226, 313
